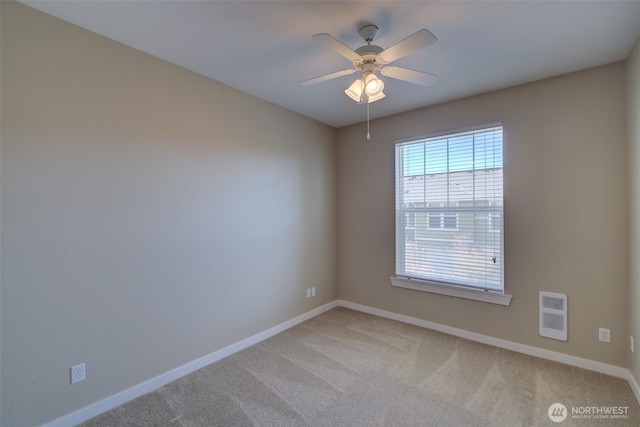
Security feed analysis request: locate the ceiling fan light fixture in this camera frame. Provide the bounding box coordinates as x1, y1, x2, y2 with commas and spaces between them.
366, 90, 386, 103
364, 73, 383, 95
363, 73, 385, 103
345, 78, 365, 102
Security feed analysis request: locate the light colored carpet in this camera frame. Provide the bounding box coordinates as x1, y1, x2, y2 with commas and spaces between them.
80, 307, 639, 426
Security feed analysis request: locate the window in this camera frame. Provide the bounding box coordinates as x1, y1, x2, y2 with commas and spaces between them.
394, 125, 505, 297
426, 203, 459, 231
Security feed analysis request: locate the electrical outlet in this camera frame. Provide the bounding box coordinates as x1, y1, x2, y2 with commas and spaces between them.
71, 363, 86, 384
311, 287, 316, 297
599, 328, 611, 343
306, 288, 311, 298
631, 336, 635, 353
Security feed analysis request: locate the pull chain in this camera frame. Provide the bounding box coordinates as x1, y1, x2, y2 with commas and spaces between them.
366, 102, 371, 140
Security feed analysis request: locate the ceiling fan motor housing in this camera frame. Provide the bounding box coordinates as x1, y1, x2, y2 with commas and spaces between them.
355, 44, 384, 57
356, 25, 384, 69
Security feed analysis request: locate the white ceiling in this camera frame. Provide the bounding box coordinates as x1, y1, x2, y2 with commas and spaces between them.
20, 1, 640, 128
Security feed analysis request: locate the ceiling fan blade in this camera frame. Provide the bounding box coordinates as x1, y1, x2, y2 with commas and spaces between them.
377, 29, 437, 64
312, 33, 362, 63
380, 66, 438, 86
300, 68, 358, 86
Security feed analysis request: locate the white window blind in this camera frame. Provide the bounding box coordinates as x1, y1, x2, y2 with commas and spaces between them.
395, 125, 504, 292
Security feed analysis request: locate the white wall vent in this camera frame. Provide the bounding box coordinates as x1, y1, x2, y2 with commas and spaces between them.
539, 292, 567, 341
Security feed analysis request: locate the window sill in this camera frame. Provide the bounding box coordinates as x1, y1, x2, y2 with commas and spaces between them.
390, 276, 513, 306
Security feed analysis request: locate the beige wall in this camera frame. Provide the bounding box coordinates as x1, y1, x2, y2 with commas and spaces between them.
628, 37, 640, 384
338, 62, 628, 366
0, 2, 337, 425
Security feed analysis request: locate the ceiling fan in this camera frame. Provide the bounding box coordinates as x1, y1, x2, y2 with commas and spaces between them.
300, 24, 438, 104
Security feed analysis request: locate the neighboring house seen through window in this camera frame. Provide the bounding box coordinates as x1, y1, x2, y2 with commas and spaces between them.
426, 203, 459, 231
394, 125, 504, 293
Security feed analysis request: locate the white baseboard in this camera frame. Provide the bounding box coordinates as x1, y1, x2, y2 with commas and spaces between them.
337, 299, 638, 396
43, 301, 338, 427
44, 298, 639, 426
627, 370, 640, 404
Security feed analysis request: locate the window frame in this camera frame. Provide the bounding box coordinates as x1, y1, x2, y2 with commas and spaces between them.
392, 124, 511, 306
